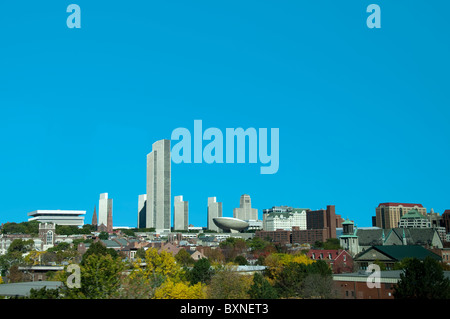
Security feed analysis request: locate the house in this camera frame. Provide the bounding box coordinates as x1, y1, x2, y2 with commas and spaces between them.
354, 245, 442, 270
158, 242, 182, 256
307, 249, 354, 273
189, 250, 206, 261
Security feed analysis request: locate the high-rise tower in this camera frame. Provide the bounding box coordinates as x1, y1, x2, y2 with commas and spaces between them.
98, 193, 113, 229
233, 194, 258, 221
207, 197, 223, 232
174, 195, 189, 231
146, 139, 171, 232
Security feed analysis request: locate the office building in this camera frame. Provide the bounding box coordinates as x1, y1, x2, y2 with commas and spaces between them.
375, 203, 426, 229
207, 197, 223, 232
98, 193, 113, 228
233, 194, 258, 221
146, 139, 171, 232
174, 195, 189, 231
263, 206, 308, 231
398, 209, 431, 228
137, 194, 147, 229
306, 205, 338, 239
27, 210, 86, 226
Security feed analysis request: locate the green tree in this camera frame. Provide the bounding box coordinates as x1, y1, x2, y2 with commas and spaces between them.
98, 231, 109, 240
248, 272, 278, 299
393, 257, 450, 299
60, 254, 125, 299
207, 266, 252, 299
234, 255, 248, 265
175, 249, 195, 267
81, 241, 118, 265
188, 258, 214, 285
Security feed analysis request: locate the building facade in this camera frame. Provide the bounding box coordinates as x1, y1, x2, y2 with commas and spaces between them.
146, 139, 171, 232
137, 194, 147, 229
27, 210, 86, 226
306, 205, 338, 239
233, 194, 258, 221
207, 197, 223, 232
375, 203, 426, 229
263, 207, 308, 231
98, 193, 113, 228
174, 195, 189, 231
398, 209, 431, 228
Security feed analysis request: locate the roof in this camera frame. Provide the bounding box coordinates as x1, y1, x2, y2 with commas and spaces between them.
387, 228, 440, 246
0, 281, 63, 297
370, 245, 441, 261
400, 209, 427, 220
378, 203, 423, 208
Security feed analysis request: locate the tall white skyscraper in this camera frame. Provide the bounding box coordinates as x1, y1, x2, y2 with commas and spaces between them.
233, 194, 258, 221
173, 195, 189, 231
207, 197, 223, 232
146, 139, 171, 232
137, 194, 147, 229
98, 193, 113, 227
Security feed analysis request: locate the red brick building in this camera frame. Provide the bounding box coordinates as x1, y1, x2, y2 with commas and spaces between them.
307, 249, 354, 273
332, 271, 399, 299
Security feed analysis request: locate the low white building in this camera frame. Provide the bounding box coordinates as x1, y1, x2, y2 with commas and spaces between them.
28, 210, 86, 226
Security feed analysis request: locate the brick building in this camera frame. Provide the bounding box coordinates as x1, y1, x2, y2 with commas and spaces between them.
307, 249, 354, 273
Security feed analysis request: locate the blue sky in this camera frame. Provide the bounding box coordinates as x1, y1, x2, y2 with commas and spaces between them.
0, 1, 449, 228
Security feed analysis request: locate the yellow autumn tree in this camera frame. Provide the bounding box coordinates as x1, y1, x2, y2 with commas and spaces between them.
129, 248, 185, 283
264, 252, 314, 280
154, 279, 206, 299
24, 250, 46, 265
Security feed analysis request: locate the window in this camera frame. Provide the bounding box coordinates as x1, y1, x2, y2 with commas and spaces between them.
46, 231, 53, 244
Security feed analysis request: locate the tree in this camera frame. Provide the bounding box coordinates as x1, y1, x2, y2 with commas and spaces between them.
393, 257, 450, 299
273, 259, 332, 298
81, 241, 118, 265
98, 231, 109, 240
175, 249, 195, 267
60, 254, 125, 299
188, 258, 214, 285
207, 265, 252, 299
248, 272, 278, 299
153, 279, 206, 299
234, 255, 248, 265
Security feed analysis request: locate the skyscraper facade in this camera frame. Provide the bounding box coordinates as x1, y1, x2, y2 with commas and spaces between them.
98, 193, 113, 228
146, 139, 171, 232
375, 203, 426, 229
233, 194, 258, 221
174, 195, 189, 231
207, 197, 223, 232
137, 194, 147, 229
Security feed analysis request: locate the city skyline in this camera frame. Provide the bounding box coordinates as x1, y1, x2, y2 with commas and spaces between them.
0, 1, 449, 230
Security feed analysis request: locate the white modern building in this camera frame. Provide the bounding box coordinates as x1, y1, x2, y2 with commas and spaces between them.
27, 210, 86, 226
233, 194, 258, 221
398, 209, 431, 228
146, 139, 171, 232
263, 207, 308, 231
98, 193, 113, 227
207, 197, 223, 232
173, 195, 189, 231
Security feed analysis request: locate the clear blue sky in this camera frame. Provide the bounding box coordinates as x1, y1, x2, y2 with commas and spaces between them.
1, 1, 449, 228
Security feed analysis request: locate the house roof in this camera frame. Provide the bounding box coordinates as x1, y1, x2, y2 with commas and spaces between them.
369, 245, 441, 261
0, 281, 63, 297
400, 209, 427, 220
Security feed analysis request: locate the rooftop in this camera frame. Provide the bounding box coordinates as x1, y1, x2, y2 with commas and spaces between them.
378, 203, 424, 208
